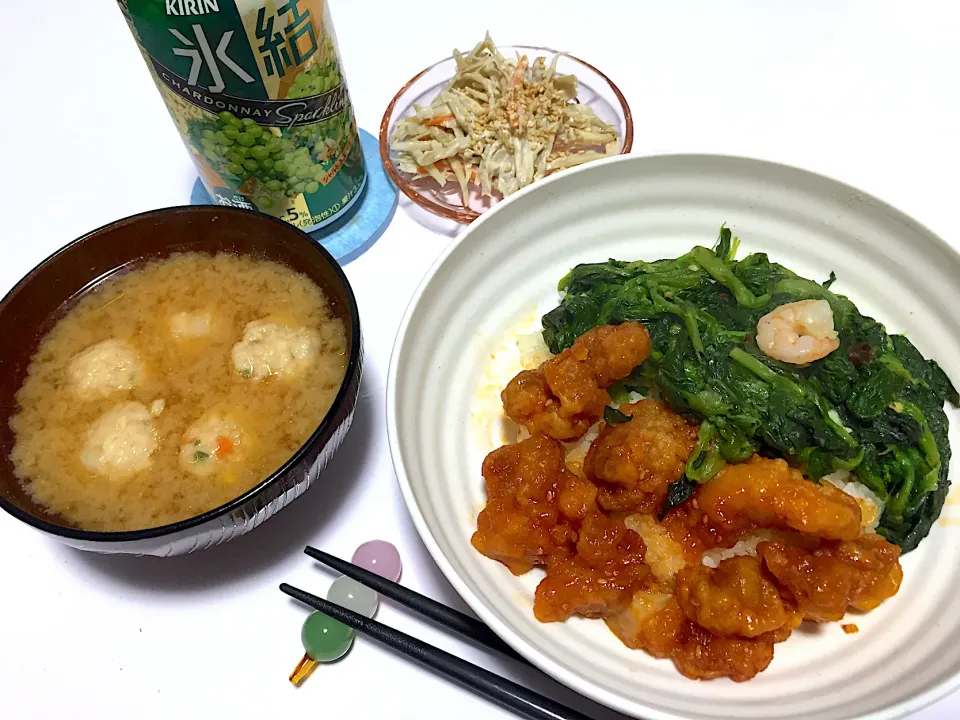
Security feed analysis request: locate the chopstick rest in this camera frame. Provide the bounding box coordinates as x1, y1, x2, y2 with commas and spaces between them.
303, 545, 528, 665
289, 539, 402, 685
280, 583, 593, 720
288, 546, 603, 719
351, 539, 403, 581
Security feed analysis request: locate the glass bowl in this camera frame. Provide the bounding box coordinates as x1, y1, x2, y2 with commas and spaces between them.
379, 45, 634, 224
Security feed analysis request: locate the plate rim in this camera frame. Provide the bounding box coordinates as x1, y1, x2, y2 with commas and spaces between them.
386, 151, 960, 720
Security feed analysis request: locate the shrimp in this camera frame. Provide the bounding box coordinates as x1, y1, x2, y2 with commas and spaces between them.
696, 456, 863, 541
756, 299, 839, 364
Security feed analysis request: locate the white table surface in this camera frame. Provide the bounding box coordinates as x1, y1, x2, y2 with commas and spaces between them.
2, 1, 958, 718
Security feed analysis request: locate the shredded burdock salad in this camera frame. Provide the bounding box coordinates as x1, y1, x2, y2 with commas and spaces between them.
389, 33, 620, 205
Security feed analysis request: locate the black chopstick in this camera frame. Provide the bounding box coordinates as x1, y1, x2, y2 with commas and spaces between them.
280, 583, 593, 720
304, 545, 530, 666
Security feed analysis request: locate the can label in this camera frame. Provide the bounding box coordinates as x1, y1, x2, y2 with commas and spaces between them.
119, 0, 366, 231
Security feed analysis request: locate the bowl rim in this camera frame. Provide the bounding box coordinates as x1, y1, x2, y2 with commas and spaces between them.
378, 44, 635, 224
0, 205, 362, 543
386, 151, 960, 720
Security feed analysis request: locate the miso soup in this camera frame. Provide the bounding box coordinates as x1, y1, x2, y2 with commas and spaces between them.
9, 253, 347, 532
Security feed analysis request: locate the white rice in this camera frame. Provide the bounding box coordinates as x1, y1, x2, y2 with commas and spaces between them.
516, 332, 553, 370
823, 470, 884, 533
625, 514, 688, 583
701, 530, 781, 568
564, 424, 599, 477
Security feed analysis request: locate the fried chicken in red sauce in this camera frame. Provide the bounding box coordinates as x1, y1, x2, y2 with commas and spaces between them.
606, 592, 781, 682
670, 615, 778, 682
577, 321, 654, 386
472, 496, 574, 575
534, 513, 648, 622
501, 322, 652, 441
606, 592, 684, 658
758, 534, 902, 622
473, 322, 906, 683
557, 472, 599, 522
480, 432, 564, 503
697, 456, 863, 541
502, 369, 601, 441
585, 399, 698, 514
472, 435, 584, 574
660, 500, 756, 563
676, 556, 796, 638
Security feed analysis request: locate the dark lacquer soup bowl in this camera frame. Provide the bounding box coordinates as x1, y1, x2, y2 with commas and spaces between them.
0, 206, 362, 556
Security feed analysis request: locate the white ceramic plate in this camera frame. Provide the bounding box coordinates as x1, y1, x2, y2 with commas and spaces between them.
387, 154, 960, 720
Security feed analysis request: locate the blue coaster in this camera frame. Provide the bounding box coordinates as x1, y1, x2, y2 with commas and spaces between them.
190, 128, 397, 265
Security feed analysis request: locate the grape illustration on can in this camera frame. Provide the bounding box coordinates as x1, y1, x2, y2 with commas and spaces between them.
118, 0, 366, 231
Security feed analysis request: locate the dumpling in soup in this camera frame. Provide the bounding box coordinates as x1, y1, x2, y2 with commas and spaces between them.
81, 402, 158, 476
170, 311, 213, 340
231, 320, 320, 380
179, 411, 245, 478
69, 339, 142, 398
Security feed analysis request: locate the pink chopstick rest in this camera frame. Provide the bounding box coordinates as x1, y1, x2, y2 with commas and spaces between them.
351, 540, 402, 582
